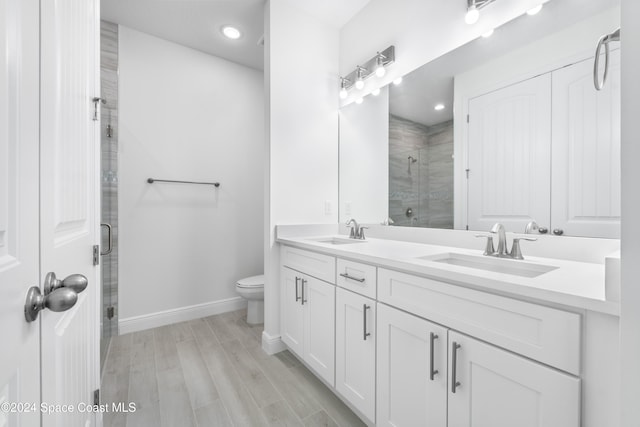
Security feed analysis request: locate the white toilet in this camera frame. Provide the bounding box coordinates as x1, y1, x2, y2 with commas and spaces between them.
235, 274, 264, 324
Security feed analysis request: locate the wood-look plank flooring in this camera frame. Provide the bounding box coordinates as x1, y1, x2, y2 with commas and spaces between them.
101, 309, 365, 427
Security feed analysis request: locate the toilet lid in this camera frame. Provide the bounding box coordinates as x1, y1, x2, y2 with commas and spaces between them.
236, 274, 264, 288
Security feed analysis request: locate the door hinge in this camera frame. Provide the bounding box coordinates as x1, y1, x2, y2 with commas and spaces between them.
466, 225, 469, 231
93, 389, 100, 405
93, 245, 100, 266
465, 168, 470, 179
107, 306, 115, 319
467, 114, 470, 123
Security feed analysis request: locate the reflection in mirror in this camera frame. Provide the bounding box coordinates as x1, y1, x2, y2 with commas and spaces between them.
339, 0, 621, 238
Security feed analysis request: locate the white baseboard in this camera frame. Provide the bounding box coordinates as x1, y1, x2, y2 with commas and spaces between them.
119, 297, 247, 334
261, 331, 286, 355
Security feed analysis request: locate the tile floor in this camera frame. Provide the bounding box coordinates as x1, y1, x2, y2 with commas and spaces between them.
101, 309, 365, 427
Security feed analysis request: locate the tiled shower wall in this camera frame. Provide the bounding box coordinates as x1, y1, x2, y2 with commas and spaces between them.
389, 114, 454, 228
100, 21, 119, 348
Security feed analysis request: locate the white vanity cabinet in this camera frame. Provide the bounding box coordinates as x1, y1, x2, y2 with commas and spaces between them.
280, 247, 336, 386
335, 287, 376, 422
447, 331, 580, 427
377, 303, 448, 427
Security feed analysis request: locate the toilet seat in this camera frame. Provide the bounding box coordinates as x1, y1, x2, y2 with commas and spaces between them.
236, 274, 264, 289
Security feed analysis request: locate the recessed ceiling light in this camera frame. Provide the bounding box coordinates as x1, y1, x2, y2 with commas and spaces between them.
526, 4, 543, 15
434, 104, 445, 111
221, 26, 242, 40
482, 28, 494, 38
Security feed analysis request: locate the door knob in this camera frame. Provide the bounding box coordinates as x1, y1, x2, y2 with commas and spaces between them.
24, 287, 78, 322
43, 272, 88, 295
553, 229, 564, 236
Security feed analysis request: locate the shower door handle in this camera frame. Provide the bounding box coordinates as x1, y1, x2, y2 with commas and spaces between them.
101, 223, 113, 255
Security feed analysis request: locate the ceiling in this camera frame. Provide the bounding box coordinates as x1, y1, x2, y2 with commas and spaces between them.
389, 0, 618, 127
101, 0, 371, 71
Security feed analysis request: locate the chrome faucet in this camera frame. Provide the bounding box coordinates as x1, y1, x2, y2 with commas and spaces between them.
346, 218, 367, 240
476, 223, 537, 260
491, 223, 508, 257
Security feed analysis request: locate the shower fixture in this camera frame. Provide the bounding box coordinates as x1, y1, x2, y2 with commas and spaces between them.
408, 155, 418, 174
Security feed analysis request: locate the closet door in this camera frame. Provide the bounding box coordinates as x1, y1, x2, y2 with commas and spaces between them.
551, 52, 621, 238
467, 74, 552, 233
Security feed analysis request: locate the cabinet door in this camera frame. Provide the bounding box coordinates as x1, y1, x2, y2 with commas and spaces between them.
448, 332, 580, 427
377, 304, 447, 427
335, 288, 376, 422
467, 74, 552, 233
281, 267, 304, 356
551, 51, 620, 238
303, 276, 336, 386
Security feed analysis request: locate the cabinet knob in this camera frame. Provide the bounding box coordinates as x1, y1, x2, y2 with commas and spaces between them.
553, 229, 564, 236
538, 227, 548, 234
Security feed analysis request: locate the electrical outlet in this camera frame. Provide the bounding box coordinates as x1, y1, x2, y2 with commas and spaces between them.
345, 201, 352, 216
324, 200, 332, 215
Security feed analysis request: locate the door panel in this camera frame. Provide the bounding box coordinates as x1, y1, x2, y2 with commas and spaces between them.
335, 288, 376, 422
467, 74, 552, 233
303, 277, 335, 386
0, 0, 41, 424
551, 52, 621, 238
377, 304, 447, 427
281, 267, 304, 355
448, 332, 580, 427
40, 0, 100, 425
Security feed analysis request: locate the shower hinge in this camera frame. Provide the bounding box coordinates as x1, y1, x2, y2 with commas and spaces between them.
93, 245, 100, 266
465, 169, 470, 179
93, 389, 100, 406
467, 114, 470, 123
107, 306, 115, 319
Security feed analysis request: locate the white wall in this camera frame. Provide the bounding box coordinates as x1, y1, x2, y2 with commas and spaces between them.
339, 0, 549, 105
118, 27, 264, 330
620, 0, 640, 424
339, 86, 388, 223
263, 0, 340, 351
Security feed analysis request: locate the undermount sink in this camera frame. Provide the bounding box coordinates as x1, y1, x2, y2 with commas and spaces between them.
307, 237, 366, 245
419, 252, 557, 278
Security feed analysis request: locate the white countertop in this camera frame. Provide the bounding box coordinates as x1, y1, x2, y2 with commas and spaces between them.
276, 233, 620, 316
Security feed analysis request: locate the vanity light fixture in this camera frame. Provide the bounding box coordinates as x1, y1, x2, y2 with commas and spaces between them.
339, 46, 395, 98
221, 25, 242, 40
372, 88, 381, 96
434, 103, 445, 111
393, 77, 403, 85
355, 66, 366, 90
339, 78, 349, 100
482, 28, 495, 38
526, 4, 543, 15
465, 0, 496, 25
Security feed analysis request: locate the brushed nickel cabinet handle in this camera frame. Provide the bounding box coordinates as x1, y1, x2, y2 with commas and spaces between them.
340, 273, 365, 283
363, 304, 371, 341
430, 332, 439, 381
451, 342, 461, 393
295, 277, 300, 302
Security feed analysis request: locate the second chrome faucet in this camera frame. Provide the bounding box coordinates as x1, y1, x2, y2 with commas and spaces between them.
476, 223, 537, 260
346, 218, 368, 240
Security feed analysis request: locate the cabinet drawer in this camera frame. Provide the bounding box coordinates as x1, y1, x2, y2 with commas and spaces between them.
336, 259, 377, 299
281, 246, 336, 284
378, 268, 581, 375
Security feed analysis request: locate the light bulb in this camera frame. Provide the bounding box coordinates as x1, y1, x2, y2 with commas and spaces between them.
340, 88, 348, 99
465, 5, 480, 25
356, 98, 363, 104
526, 4, 543, 15
375, 54, 386, 77
482, 28, 494, 38
372, 88, 381, 96
393, 77, 403, 85
355, 78, 365, 90
434, 104, 445, 111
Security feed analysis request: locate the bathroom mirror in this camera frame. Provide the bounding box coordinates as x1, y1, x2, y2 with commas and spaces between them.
338, 0, 621, 238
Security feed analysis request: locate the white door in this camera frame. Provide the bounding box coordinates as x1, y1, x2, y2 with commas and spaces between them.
281, 267, 304, 355
303, 276, 335, 386
447, 331, 580, 427
335, 288, 376, 422
40, 0, 101, 425
551, 52, 621, 238
467, 74, 552, 233
376, 304, 447, 427
0, 0, 41, 425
